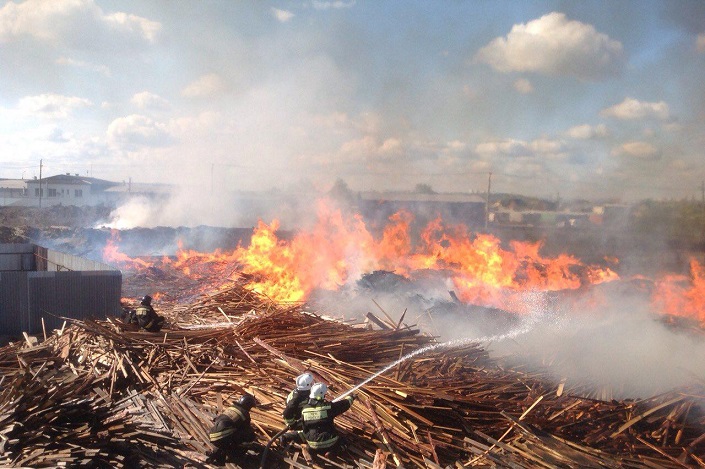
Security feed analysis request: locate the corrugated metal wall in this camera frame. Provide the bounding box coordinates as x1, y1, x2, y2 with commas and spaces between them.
45, 249, 115, 272
0, 272, 30, 334
26, 271, 122, 334
0, 243, 35, 271
0, 244, 122, 336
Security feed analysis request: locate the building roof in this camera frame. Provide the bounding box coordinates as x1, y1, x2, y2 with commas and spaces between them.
25, 174, 119, 188
0, 179, 28, 189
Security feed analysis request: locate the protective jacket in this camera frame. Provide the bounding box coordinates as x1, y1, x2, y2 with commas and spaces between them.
300, 395, 353, 450
134, 304, 164, 332
282, 389, 309, 427
208, 403, 255, 450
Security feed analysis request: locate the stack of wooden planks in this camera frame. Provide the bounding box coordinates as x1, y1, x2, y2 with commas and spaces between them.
0, 275, 702, 468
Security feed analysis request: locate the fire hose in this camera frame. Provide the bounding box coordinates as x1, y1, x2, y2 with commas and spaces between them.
259, 418, 301, 469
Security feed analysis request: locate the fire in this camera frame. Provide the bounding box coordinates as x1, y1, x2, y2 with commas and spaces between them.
230, 202, 619, 308
102, 230, 152, 271
101, 199, 705, 322
164, 240, 240, 279
653, 259, 705, 323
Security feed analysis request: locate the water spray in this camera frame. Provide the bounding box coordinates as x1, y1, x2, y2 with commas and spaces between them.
333, 323, 533, 402
332, 291, 553, 402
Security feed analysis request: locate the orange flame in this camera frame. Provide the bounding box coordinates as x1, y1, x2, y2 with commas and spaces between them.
231, 202, 620, 308
102, 230, 152, 271
653, 259, 705, 323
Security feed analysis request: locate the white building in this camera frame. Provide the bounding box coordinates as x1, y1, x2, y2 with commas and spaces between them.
1, 174, 121, 207
0, 179, 28, 206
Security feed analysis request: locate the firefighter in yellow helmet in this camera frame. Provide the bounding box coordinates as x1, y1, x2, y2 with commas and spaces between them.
300, 383, 354, 455
207, 394, 257, 465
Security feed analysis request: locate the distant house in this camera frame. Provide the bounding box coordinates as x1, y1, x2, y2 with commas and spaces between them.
0, 174, 123, 207
0, 179, 28, 206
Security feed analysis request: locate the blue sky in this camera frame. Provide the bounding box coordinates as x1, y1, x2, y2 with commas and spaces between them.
1, 0, 704, 201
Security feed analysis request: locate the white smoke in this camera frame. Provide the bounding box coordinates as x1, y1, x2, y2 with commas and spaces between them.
313, 281, 705, 399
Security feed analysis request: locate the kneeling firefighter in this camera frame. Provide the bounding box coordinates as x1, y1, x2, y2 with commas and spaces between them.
128, 295, 165, 332
277, 372, 315, 447
300, 383, 355, 455
207, 394, 257, 465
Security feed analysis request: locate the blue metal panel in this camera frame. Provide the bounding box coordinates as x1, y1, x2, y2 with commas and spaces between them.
27, 271, 122, 334
27, 272, 57, 334
0, 272, 29, 335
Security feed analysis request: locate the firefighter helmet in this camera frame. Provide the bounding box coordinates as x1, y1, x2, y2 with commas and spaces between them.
310, 382, 327, 400
237, 393, 256, 410
140, 295, 153, 306
296, 372, 314, 391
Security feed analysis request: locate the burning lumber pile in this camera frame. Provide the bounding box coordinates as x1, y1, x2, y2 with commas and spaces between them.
0, 277, 703, 468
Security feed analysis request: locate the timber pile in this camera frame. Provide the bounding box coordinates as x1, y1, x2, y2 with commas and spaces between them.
0, 277, 703, 468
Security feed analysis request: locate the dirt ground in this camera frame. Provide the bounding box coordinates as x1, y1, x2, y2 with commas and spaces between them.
0, 205, 112, 228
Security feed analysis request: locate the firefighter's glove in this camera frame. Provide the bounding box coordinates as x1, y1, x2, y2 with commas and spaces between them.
205, 448, 226, 466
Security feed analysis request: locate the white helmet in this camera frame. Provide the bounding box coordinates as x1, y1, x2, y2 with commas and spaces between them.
310, 382, 327, 400
296, 372, 314, 391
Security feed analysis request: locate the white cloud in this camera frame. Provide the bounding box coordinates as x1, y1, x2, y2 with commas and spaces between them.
104, 11, 160, 42
131, 91, 170, 111
181, 73, 226, 98
697, 33, 705, 52
55, 56, 110, 76
0, 0, 160, 45
18, 93, 92, 118
611, 141, 660, 160
601, 97, 670, 120
475, 137, 566, 159
565, 123, 608, 139
271, 8, 294, 23
340, 135, 401, 161
474, 12, 623, 79
529, 137, 566, 156
107, 114, 172, 148
312, 1, 356, 10
376, 138, 399, 155
475, 139, 531, 157
513, 78, 534, 94
446, 140, 467, 152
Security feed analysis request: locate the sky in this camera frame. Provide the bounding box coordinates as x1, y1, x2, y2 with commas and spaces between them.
1, 0, 705, 202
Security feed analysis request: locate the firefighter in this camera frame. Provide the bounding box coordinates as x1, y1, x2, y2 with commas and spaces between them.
129, 294, 165, 332
207, 394, 257, 465
300, 383, 355, 456
283, 372, 314, 426
277, 372, 314, 447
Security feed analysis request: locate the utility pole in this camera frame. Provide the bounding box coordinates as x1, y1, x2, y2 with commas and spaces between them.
38, 159, 43, 208
485, 171, 492, 230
